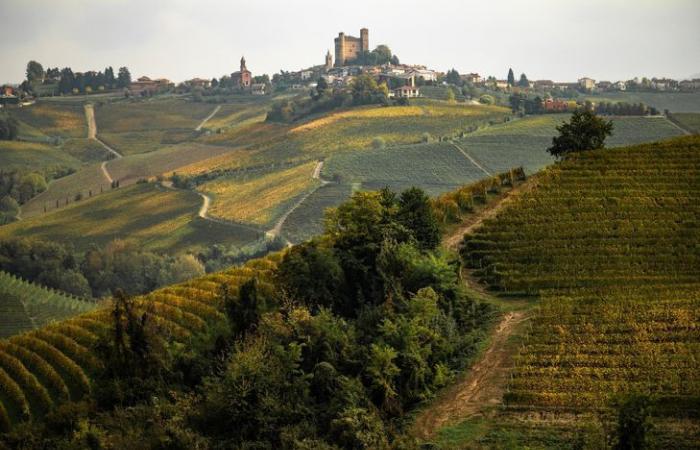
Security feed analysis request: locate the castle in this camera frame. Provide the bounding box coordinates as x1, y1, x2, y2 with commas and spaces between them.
334, 28, 368, 67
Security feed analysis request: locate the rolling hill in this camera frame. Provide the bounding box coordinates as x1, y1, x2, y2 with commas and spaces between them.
447, 136, 700, 448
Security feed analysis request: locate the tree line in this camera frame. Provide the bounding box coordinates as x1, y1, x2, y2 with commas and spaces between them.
23, 60, 132, 95
0, 238, 205, 298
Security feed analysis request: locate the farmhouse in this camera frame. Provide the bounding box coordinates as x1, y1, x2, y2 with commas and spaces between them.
543, 98, 571, 112
231, 56, 252, 88
334, 28, 369, 66
128, 76, 172, 96
187, 78, 211, 88
613, 80, 627, 91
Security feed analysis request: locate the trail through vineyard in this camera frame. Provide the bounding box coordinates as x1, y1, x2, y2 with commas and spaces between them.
443, 175, 538, 251
412, 311, 529, 440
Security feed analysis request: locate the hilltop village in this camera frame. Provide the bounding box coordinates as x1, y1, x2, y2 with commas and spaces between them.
2, 27, 699, 112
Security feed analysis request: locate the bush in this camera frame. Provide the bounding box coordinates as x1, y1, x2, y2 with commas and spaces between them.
479, 94, 495, 105
371, 137, 386, 150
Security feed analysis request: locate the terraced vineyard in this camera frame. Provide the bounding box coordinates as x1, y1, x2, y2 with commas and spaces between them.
459, 136, 700, 447
0, 272, 96, 339
0, 254, 282, 431
281, 183, 354, 243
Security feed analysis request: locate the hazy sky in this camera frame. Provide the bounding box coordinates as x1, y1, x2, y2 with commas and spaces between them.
1, 0, 699, 84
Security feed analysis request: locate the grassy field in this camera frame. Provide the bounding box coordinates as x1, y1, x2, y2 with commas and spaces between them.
281, 183, 354, 243
585, 91, 700, 113
669, 112, 700, 134
3, 183, 261, 253
454, 136, 700, 448
200, 161, 321, 227
8, 102, 86, 138
0, 271, 96, 339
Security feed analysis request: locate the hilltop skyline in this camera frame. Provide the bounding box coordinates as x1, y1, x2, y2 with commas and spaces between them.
1, 0, 699, 84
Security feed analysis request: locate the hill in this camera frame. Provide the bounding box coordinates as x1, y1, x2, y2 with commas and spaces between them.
446, 136, 700, 448
0, 271, 97, 339
0, 183, 261, 254
0, 255, 280, 430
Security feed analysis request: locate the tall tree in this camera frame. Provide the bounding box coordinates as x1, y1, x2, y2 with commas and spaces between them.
26, 60, 45, 84
507, 68, 515, 86
518, 73, 529, 87
117, 67, 132, 88
547, 110, 614, 158
397, 187, 440, 250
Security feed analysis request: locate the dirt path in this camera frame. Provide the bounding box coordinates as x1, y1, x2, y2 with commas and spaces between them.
443, 176, 537, 251
452, 143, 493, 178
84, 103, 123, 184
195, 105, 221, 131
662, 114, 693, 136
265, 161, 328, 242
412, 311, 529, 440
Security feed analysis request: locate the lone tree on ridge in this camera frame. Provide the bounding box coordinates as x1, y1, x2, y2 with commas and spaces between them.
547, 109, 614, 158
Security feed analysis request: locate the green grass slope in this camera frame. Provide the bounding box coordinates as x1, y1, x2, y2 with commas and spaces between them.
0, 271, 96, 339
456, 136, 700, 448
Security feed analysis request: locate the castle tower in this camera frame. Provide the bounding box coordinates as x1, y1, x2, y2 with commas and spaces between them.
240, 56, 247, 72
325, 50, 333, 71
335, 32, 346, 67
360, 28, 369, 53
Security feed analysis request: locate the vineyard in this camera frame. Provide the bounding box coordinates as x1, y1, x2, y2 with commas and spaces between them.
458, 135, 700, 447
0, 253, 282, 431
281, 183, 354, 243
8, 102, 87, 138
0, 271, 96, 339
200, 161, 322, 226
669, 112, 700, 134
2, 183, 261, 254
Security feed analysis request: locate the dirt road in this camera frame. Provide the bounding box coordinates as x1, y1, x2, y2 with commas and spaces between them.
84, 103, 123, 183
195, 105, 221, 131
412, 311, 528, 439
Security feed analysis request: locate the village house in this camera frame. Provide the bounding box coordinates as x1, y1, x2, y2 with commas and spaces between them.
231, 56, 252, 88
596, 81, 612, 91
128, 76, 172, 96
251, 83, 267, 95
461, 73, 483, 85
613, 80, 627, 91
187, 78, 211, 88
578, 77, 596, 91
493, 80, 509, 90
391, 84, 420, 98
533, 80, 555, 90
679, 79, 700, 92
543, 98, 570, 112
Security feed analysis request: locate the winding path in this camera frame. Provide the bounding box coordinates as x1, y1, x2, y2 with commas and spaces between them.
84, 103, 123, 183
195, 105, 221, 131
265, 161, 328, 242
412, 177, 538, 439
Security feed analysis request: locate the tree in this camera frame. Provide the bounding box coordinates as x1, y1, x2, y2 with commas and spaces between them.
117, 67, 131, 88
614, 394, 653, 450
0, 117, 19, 140
547, 109, 614, 158
397, 187, 440, 250
518, 73, 529, 88
224, 278, 263, 339
26, 60, 45, 84
445, 69, 461, 86
507, 68, 515, 86
445, 87, 456, 103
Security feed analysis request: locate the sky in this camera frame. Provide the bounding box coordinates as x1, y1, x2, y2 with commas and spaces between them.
1, 0, 699, 85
